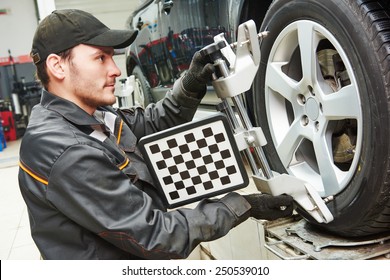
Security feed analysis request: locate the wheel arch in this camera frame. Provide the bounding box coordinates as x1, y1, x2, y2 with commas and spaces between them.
125, 51, 139, 77
237, 0, 273, 28
235, 0, 273, 123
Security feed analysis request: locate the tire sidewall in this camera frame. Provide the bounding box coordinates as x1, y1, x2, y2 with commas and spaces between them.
255, 0, 390, 232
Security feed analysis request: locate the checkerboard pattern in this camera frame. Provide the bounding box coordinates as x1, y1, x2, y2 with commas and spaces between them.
139, 114, 248, 208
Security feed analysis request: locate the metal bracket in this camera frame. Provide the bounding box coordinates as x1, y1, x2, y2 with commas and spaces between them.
211, 20, 261, 99
253, 173, 334, 224
265, 218, 390, 259
234, 127, 267, 151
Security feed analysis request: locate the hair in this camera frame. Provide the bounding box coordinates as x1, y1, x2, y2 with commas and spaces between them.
35, 48, 73, 89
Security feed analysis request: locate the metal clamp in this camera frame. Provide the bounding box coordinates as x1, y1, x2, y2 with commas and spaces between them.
253, 173, 334, 224
234, 127, 267, 151
204, 20, 334, 224
211, 20, 261, 99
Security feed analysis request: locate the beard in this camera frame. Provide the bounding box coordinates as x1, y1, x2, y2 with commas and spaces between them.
77, 88, 116, 109
68, 62, 117, 110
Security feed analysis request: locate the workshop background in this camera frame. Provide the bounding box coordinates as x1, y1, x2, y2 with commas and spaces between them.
0, 0, 269, 260
0, 0, 146, 260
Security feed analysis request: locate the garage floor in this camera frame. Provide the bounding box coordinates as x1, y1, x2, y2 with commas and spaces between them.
0, 139, 40, 259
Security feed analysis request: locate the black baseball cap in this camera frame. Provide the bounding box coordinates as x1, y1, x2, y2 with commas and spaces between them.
31, 9, 138, 64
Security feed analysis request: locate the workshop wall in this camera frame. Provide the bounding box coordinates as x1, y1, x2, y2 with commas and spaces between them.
0, 0, 141, 58
55, 0, 141, 29
0, 0, 38, 58
0, 0, 38, 102
0, 0, 141, 101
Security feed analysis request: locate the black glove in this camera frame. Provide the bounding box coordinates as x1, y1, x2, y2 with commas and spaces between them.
243, 193, 294, 221
182, 51, 215, 98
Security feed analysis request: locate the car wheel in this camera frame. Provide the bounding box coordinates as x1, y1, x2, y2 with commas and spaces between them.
254, 0, 390, 236
132, 65, 154, 108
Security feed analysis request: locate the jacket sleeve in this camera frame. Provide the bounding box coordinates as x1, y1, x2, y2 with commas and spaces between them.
119, 77, 203, 139
47, 144, 251, 259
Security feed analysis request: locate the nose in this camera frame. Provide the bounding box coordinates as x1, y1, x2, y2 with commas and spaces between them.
109, 58, 121, 77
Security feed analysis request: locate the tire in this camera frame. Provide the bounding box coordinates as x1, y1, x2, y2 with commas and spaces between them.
132, 65, 154, 108
254, 0, 390, 237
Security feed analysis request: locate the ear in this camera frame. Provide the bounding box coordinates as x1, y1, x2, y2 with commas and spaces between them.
46, 54, 65, 80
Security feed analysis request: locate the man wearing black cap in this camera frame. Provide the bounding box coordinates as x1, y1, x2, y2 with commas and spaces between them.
18, 9, 294, 260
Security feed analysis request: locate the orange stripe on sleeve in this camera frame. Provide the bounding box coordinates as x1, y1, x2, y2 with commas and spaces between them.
19, 161, 49, 185
116, 120, 123, 144
118, 158, 129, 170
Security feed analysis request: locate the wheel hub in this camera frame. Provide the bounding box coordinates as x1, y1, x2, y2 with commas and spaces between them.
305, 97, 320, 121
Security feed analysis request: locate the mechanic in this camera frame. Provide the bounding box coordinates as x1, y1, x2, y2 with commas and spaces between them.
18, 9, 294, 260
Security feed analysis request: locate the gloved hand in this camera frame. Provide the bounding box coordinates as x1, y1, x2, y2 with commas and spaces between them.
243, 193, 294, 220
182, 51, 215, 98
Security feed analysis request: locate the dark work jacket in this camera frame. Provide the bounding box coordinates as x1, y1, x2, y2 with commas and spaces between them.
18, 78, 251, 260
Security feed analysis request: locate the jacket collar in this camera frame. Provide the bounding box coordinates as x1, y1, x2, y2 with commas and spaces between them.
40, 89, 108, 129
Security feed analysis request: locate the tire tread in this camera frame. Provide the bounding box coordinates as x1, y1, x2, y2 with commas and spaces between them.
346, 0, 390, 236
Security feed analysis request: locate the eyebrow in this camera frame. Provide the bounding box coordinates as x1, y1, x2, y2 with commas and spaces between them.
92, 48, 115, 56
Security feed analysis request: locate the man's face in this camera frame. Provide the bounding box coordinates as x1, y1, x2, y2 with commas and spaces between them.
65, 44, 121, 113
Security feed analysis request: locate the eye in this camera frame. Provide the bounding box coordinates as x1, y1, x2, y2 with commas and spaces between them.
98, 55, 105, 62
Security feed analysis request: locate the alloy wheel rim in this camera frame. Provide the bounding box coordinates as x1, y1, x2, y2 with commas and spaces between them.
264, 20, 362, 196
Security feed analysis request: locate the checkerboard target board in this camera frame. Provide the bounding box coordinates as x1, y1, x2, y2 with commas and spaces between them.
139, 113, 249, 208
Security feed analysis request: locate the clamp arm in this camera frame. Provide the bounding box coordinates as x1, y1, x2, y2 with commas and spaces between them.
201, 20, 334, 223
